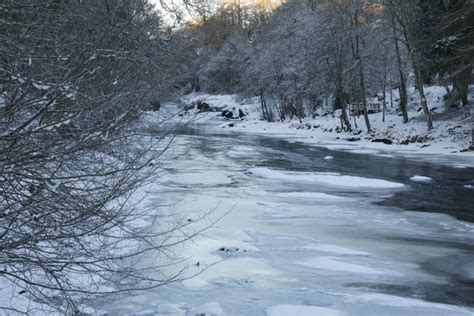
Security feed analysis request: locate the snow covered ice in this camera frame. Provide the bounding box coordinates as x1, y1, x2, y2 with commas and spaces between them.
266, 304, 344, 316
247, 167, 405, 189
90, 119, 474, 316
409, 175, 434, 183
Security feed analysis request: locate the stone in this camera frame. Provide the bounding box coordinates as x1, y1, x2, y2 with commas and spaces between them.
347, 137, 361, 142
197, 101, 211, 112
371, 138, 393, 145
238, 109, 246, 119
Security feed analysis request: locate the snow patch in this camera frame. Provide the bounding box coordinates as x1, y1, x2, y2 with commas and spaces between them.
303, 244, 369, 256
248, 167, 404, 189
298, 256, 383, 275
410, 175, 434, 183
274, 192, 344, 201
266, 304, 344, 316
159, 303, 186, 315
187, 302, 223, 316
32, 82, 51, 90
226, 145, 260, 158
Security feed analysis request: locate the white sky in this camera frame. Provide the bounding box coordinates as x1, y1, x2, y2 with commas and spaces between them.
151, 0, 282, 26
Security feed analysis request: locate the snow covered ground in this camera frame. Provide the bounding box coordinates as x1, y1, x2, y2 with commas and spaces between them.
178, 86, 474, 168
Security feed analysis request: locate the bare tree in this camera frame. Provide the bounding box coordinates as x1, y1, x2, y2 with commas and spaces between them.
318, 2, 352, 130
0, 0, 200, 313
345, 0, 372, 131
386, 0, 434, 129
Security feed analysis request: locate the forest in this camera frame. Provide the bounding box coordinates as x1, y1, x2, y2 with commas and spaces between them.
174, 0, 472, 133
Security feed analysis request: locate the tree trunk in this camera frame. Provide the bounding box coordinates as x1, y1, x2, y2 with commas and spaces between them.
471, 100, 474, 150
194, 76, 201, 92
453, 64, 471, 107
394, 0, 433, 130
390, 72, 394, 109
260, 90, 272, 122
351, 11, 370, 132
411, 55, 433, 130
382, 82, 387, 123
357, 59, 371, 131
295, 96, 303, 124
336, 76, 352, 131
393, 32, 409, 123
273, 93, 285, 121
382, 56, 388, 123
471, 101, 474, 150
352, 107, 358, 129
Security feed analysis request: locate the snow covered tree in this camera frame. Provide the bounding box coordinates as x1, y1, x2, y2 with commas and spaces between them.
385, 0, 434, 129
0, 1, 193, 313
317, 1, 353, 130
429, 0, 473, 108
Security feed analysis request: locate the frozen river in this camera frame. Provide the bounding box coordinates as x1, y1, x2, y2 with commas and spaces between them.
94, 125, 474, 316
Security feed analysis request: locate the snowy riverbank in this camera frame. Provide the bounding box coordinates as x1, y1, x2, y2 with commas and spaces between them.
177, 88, 474, 168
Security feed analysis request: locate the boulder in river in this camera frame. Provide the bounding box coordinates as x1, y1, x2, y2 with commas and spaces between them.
197, 101, 211, 112
372, 138, 393, 145
346, 137, 361, 142
222, 110, 233, 119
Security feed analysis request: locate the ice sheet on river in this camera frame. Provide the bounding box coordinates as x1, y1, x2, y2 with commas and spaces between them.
247, 167, 404, 189
410, 175, 434, 183
266, 304, 344, 316
87, 131, 474, 316
298, 256, 386, 275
